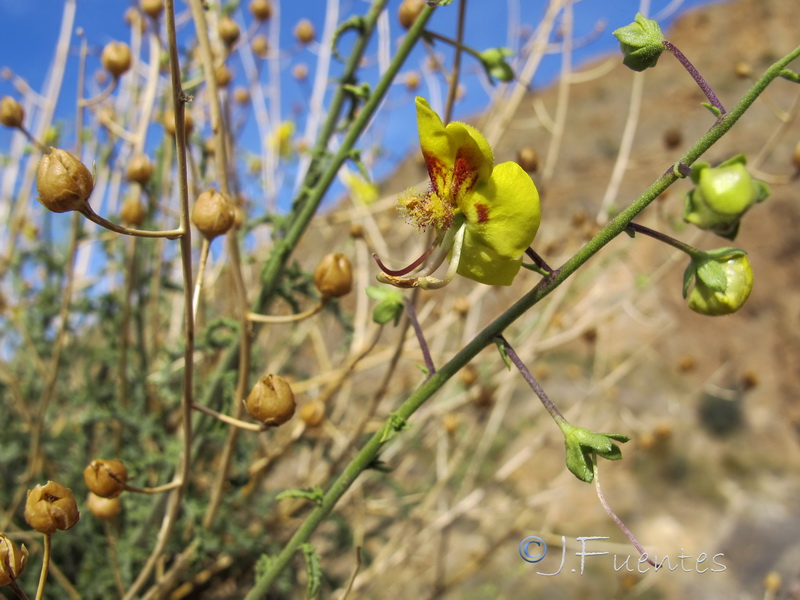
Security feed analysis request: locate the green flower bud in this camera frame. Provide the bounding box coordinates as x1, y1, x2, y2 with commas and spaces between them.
612, 13, 664, 71
683, 155, 770, 240
684, 249, 753, 316
479, 48, 515, 83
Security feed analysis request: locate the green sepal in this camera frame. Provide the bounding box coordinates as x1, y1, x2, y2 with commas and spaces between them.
612, 13, 665, 72
493, 337, 512, 370
301, 543, 322, 599
701, 102, 723, 118
560, 422, 630, 483
276, 486, 325, 506
380, 413, 408, 442
366, 285, 404, 325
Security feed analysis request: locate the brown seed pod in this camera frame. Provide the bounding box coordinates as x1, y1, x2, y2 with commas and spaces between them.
398, 0, 425, 30
314, 253, 353, 298
218, 16, 240, 47
0, 534, 28, 586
126, 154, 154, 185
163, 109, 194, 137
215, 63, 233, 88
294, 19, 315, 45
120, 194, 146, 227
191, 189, 235, 240
0, 96, 24, 128
404, 71, 421, 91
245, 374, 296, 426
516, 147, 539, 172
24, 480, 80, 535
141, 0, 164, 18
101, 41, 132, 78
249, 0, 273, 21
252, 35, 270, 58
300, 400, 325, 427
292, 63, 309, 81
233, 86, 250, 105
83, 459, 129, 499
36, 148, 94, 213
86, 492, 122, 521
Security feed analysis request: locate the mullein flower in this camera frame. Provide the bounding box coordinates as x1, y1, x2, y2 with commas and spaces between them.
375, 97, 541, 289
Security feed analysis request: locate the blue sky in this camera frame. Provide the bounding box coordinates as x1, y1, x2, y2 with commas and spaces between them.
0, 0, 723, 209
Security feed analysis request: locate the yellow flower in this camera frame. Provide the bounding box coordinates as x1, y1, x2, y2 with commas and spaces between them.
376, 97, 540, 288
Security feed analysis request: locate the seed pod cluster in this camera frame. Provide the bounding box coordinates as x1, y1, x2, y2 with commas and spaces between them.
246, 374, 296, 426
24, 481, 80, 535
36, 148, 94, 213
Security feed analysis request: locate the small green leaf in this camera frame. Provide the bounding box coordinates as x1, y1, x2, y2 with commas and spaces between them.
380, 413, 408, 442
366, 285, 404, 326
276, 487, 325, 506
301, 543, 322, 599
701, 102, 723, 118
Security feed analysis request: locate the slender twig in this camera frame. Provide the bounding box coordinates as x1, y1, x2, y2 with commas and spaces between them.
8, 581, 30, 600
191, 402, 266, 432
78, 205, 183, 239
592, 456, 659, 569
247, 298, 327, 324
524, 247, 553, 275
102, 521, 126, 598
33, 534, 51, 600
662, 39, 726, 118
124, 481, 183, 495
443, 0, 468, 124
404, 298, 435, 376
626, 221, 700, 258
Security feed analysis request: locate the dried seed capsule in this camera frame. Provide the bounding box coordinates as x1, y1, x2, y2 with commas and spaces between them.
516, 147, 538, 172
0, 534, 28, 586
314, 253, 353, 298
83, 459, 129, 499
192, 189, 235, 240
86, 492, 122, 521
163, 109, 194, 137
300, 400, 325, 427
294, 19, 315, 45
126, 153, 154, 185
215, 63, 233, 88
120, 193, 146, 226
218, 16, 240, 47
36, 148, 94, 213
24, 481, 80, 535
101, 41, 132, 78
292, 63, 308, 81
233, 86, 250, 105
141, 0, 164, 18
245, 374, 296, 426
0, 96, 24, 128
252, 35, 269, 58
398, 0, 425, 29
250, 0, 273, 21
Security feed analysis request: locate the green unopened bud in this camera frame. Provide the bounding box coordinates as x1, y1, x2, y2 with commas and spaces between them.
613, 13, 664, 71
314, 253, 353, 298
479, 48, 514, 83
36, 148, 94, 213
683, 155, 770, 240
0, 534, 28, 586
684, 249, 753, 316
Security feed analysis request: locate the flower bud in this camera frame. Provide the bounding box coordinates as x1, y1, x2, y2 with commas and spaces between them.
86, 492, 122, 521
24, 481, 80, 535
250, 0, 273, 21
245, 374, 296, 426
0, 534, 28, 586
479, 47, 515, 83
101, 41, 132, 78
294, 19, 315, 45
36, 148, 94, 213
83, 459, 128, 498
218, 16, 240, 47
300, 400, 325, 427
398, 0, 425, 30
684, 250, 753, 316
314, 253, 353, 298
126, 153, 154, 185
120, 193, 146, 226
191, 189, 235, 240
1, 96, 24, 128
682, 155, 770, 240
612, 13, 664, 71
141, 0, 164, 19
252, 35, 269, 58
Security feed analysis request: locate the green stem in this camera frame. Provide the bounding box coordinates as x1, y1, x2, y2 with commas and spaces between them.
424, 30, 484, 63
247, 43, 800, 595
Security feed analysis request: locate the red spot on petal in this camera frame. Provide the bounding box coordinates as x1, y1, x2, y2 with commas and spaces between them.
475, 203, 489, 223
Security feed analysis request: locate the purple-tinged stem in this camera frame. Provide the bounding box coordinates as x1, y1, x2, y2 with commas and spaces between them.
663, 40, 726, 118
373, 241, 435, 277
404, 298, 435, 376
